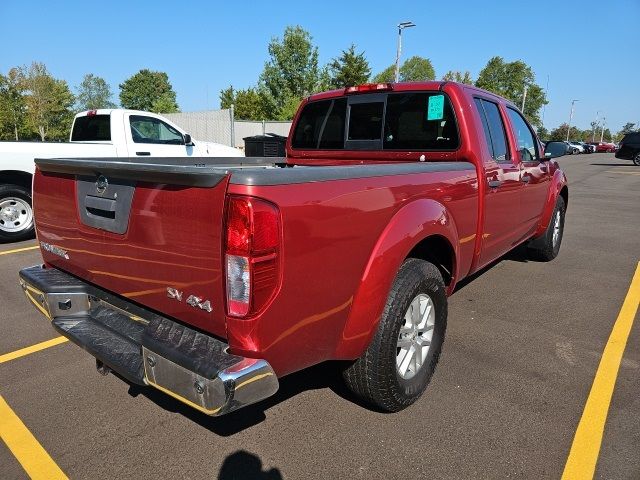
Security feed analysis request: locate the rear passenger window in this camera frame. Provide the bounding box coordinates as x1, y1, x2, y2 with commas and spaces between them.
384, 93, 459, 150
474, 98, 493, 158
506, 108, 538, 162
476, 99, 510, 162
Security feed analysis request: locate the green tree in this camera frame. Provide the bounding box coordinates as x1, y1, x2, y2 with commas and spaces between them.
219, 86, 235, 110
21, 62, 75, 141
372, 65, 395, 83
475, 56, 547, 127
399, 56, 435, 81
373, 56, 435, 83
259, 26, 320, 120
442, 70, 474, 84
327, 44, 370, 88
617, 122, 637, 139
219, 86, 269, 120
119, 69, 179, 113
0, 68, 27, 140
549, 123, 580, 141
536, 125, 549, 140
76, 74, 116, 111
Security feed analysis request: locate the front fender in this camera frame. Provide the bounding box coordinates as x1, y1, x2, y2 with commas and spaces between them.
334, 198, 459, 359
534, 166, 567, 238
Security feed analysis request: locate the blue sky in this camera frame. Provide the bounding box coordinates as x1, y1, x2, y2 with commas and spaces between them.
1, 0, 638, 133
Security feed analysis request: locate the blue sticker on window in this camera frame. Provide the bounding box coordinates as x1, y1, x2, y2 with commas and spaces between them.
427, 95, 445, 121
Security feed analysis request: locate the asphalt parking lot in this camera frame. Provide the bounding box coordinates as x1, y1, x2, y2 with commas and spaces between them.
1, 153, 638, 479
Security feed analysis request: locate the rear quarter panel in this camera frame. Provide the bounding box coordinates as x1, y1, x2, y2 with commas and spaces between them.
227, 168, 478, 376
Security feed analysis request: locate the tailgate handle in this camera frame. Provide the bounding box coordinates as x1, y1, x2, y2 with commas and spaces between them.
136, 151, 151, 156
85, 195, 117, 219
85, 195, 117, 212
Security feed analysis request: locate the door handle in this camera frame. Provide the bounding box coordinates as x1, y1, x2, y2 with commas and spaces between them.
136, 151, 151, 156
521, 175, 531, 184
488, 180, 502, 188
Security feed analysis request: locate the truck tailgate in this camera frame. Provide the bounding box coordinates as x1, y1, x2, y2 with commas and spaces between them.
32, 158, 233, 338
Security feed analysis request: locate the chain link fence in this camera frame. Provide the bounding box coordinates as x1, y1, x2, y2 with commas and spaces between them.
164, 109, 292, 150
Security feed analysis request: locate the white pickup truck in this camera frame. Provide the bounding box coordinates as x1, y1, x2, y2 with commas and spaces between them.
0, 109, 242, 242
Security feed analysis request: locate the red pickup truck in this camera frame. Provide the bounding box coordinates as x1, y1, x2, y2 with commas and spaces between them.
20, 82, 568, 416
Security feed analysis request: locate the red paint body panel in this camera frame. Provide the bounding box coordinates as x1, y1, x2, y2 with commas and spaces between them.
31, 82, 567, 378
33, 171, 230, 339
226, 169, 477, 375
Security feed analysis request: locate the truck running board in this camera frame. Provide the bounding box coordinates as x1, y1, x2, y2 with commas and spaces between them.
18, 265, 279, 416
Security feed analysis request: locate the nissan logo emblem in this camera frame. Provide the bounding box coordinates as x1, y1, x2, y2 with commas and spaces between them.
96, 175, 108, 194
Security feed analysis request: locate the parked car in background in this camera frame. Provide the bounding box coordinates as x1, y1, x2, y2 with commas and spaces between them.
0, 109, 242, 243
615, 132, 640, 165
568, 141, 584, 154
591, 141, 617, 153
579, 142, 595, 153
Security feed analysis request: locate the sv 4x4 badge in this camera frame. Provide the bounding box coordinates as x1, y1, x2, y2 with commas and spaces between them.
166, 287, 212, 313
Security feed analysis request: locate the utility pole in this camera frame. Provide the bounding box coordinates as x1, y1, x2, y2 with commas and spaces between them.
600, 117, 606, 142
566, 99, 579, 142
541, 74, 549, 126
521, 84, 528, 112
394, 21, 416, 83
592, 111, 600, 142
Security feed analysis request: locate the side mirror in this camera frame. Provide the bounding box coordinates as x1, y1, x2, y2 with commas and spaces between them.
544, 141, 566, 159
183, 133, 194, 146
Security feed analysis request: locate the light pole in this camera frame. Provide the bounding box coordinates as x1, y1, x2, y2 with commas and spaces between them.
592, 110, 600, 142
394, 21, 416, 83
541, 74, 549, 125
566, 99, 579, 142
600, 117, 606, 143
521, 84, 529, 112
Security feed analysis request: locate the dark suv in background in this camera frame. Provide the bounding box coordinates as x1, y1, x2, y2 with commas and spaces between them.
615, 132, 640, 165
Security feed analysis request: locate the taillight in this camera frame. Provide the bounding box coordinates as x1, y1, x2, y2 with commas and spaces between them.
225, 196, 281, 317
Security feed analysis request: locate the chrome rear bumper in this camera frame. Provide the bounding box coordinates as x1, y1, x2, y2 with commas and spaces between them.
18, 265, 278, 416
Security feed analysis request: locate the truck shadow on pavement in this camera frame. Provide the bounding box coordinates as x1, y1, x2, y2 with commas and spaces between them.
125, 360, 363, 436
590, 163, 632, 167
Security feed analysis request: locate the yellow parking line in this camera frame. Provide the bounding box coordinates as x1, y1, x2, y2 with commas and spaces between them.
0, 245, 39, 256
0, 394, 68, 479
562, 262, 640, 479
0, 337, 68, 365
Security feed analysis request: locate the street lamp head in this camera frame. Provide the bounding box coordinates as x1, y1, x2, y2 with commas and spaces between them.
398, 21, 416, 29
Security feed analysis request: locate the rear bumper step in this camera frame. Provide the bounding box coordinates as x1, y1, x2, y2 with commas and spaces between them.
18, 265, 278, 416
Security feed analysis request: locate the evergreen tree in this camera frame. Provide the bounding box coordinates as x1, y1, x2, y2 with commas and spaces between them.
327, 44, 371, 88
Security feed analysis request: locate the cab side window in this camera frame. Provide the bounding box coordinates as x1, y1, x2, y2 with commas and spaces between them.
506, 108, 538, 162
130, 115, 184, 144
473, 98, 510, 163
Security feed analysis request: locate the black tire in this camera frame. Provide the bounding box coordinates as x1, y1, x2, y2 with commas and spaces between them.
342, 258, 448, 412
528, 196, 566, 262
633, 152, 640, 166
0, 184, 35, 243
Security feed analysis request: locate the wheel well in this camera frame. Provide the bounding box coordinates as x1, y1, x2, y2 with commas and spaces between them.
406, 235, 455, 287
560, 186, 568, 207
0, 171, 32, 190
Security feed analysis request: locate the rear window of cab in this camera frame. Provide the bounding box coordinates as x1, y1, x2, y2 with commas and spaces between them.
292, 92, 459, 151
71, 114, 111, 141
